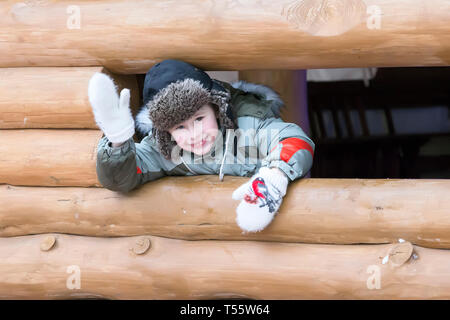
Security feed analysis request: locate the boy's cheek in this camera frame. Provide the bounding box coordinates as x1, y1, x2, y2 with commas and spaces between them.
171, 132, 186, 145
205, 128, 221, 140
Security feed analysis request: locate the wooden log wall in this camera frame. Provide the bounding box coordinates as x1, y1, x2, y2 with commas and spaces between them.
0, 67, 139, 188
0, 67, 140, 129
1, 179, 449, 249
1, 0, 450, 300
1, 0, 450, 73
1, 234, 450, 299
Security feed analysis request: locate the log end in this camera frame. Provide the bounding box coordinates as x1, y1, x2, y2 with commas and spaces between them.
40, 235, 56, 252
131, 237, 151, 255
388, 241, 414, 267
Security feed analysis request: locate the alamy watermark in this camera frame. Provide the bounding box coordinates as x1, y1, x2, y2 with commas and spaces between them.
169, 127, 287, 166
367, 5, 382, 30
366, 265, 381, 290
66, 265, 81, 290
66, 5, 81, 29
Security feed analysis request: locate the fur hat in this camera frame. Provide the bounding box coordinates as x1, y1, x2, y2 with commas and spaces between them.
135, 59, 236, 159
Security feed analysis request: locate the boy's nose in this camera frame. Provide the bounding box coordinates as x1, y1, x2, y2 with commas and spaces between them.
188, 123, 203, 143
188, 132, 202, 144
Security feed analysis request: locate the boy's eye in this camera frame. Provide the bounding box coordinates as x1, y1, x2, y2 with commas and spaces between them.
174, 116, 203, 130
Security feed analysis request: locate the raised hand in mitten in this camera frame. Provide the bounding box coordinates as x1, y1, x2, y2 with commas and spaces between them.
88, 73, 135, 143
232, 166, 288, 233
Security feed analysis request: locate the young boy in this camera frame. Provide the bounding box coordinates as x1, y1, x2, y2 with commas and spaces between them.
89, 59, 314, 233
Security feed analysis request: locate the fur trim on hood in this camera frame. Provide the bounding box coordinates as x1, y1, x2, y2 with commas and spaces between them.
230, 80, 284, 118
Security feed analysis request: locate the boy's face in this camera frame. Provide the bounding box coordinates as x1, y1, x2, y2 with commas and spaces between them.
168, 104, 219, 156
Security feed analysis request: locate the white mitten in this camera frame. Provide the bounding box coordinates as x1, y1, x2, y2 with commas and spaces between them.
88, 73, 135, 143
232, 167, 288, 233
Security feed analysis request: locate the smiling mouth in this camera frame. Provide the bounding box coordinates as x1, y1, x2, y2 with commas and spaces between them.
191, 139, 207, 149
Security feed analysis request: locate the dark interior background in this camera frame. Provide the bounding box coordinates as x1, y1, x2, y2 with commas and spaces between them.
307, 67, 450, 179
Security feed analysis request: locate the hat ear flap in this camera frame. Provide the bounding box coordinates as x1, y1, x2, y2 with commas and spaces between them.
211, 103, 220, 118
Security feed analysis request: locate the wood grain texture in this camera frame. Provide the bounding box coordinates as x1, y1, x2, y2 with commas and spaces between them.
0, 67, 140, 129
0, 129, 102, 187
1, 178, 449, 249
0, 234, 449, 299
1, 0, 450, 73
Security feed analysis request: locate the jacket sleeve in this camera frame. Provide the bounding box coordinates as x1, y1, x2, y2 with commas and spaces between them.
252, 117, 315, 181
96, 135, 167, 193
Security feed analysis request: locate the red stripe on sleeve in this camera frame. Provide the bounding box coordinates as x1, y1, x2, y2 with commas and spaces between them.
277, 137, 314, 162
136, 166, 142, 174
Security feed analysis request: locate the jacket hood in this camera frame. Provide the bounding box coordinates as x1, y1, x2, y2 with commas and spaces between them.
230, 80, 284, 118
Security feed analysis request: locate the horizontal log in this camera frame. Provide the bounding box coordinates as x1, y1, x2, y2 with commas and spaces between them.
1, 0, 450, 73
0, 234, 449, 299
0, 67, 140, 129
0, 129, 102, 187
1, 179, 449, 248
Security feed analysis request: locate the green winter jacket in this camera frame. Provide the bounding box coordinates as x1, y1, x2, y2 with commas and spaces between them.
96, 79, 315, 193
